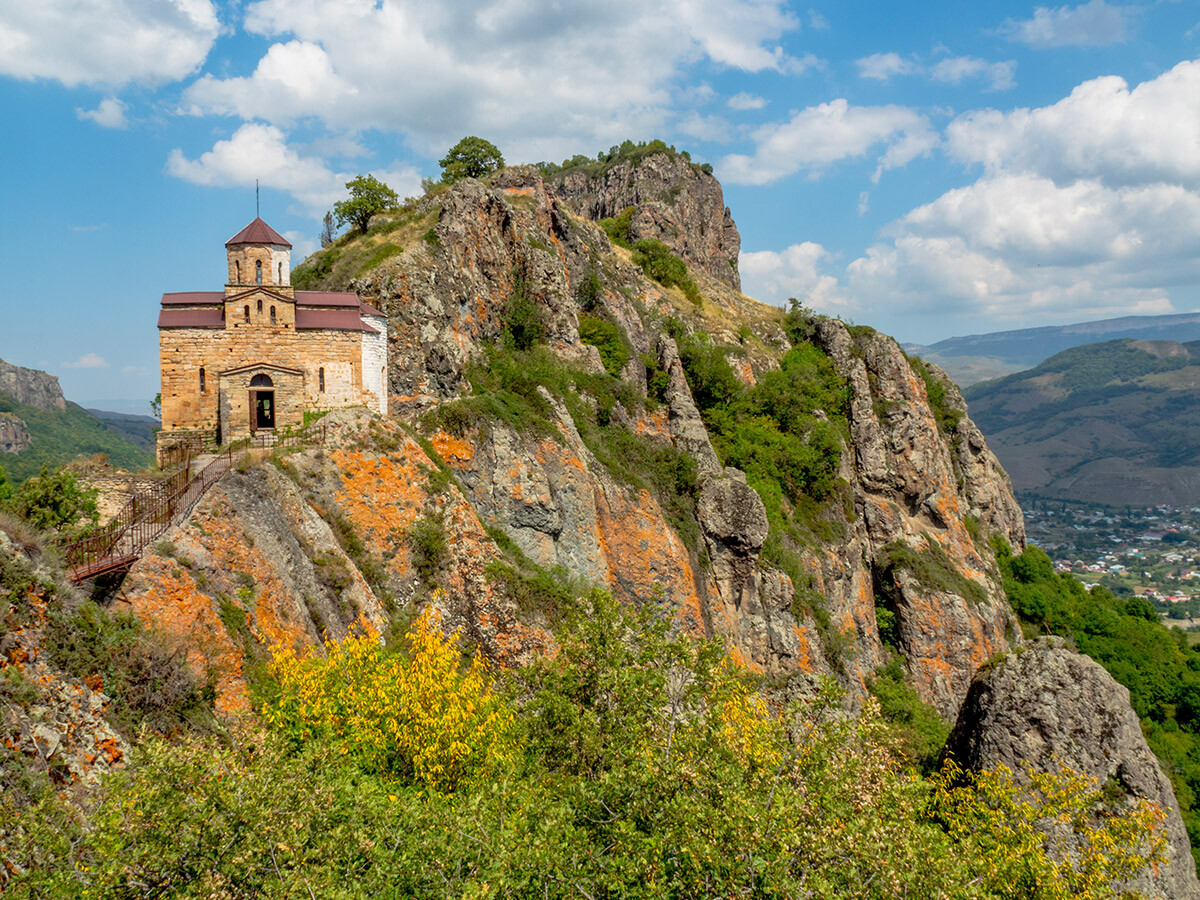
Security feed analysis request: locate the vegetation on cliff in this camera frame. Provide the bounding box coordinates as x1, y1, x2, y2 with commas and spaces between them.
1, 570, 1165, 899
998, 539, 1200, 862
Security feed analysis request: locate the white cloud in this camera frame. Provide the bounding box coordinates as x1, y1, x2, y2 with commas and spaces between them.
677, 112, 733, 143
719, 99, 937, 185
740, 243, 854, 312
930, 56, 1016, 92
0, 0, 219, 88
63, 353, 109, 369
808, 9, 829, 31
946, 59, 1200, 187
856, 52, 917, 81
283, 230, 319, 260
179, 0, 804, 163
728, 92, 767, 111
847, 60, 1200, 324
1001, 0, 1130, 48
166, 123, 422, 215
76, 97, 128, 129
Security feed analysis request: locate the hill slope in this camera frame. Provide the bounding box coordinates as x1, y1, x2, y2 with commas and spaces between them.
907, 312, 1200, 386
0, 359, 153, 482
963, 338, 1200, 505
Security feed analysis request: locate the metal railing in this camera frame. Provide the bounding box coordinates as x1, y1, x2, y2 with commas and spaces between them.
64, 423, 329, 584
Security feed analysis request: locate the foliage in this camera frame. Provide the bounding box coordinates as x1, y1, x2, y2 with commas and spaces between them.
264, 609, 516, 792
536, 138, 709, 179
407, 514, 448, 588
501, 277, 544, 352
0, 395, 152, 484
320, 211, 334, 247
358, 241, 404, 272
868, 656, 950, 773
575, 268, 602, 310
880, 537, 988, 605
998, 538, 1200, 859
0, 465, 10, 505
782, 298, 818, 345
598, 205, 635, 248
3, 592, 1168, 899
631, 238, 703, 306
907, 354, 964, 435
334, 174, 400, 235
3, 464, 98, 535
45, 601, 215, 736
930, 759, 1167, 900
578, 314, 630, 376
439, 135, 505, 182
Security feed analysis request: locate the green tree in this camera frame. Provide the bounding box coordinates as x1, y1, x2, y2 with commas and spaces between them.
150, 392, 161, 420
439, 136, 505, 183
0, 465, 11, 505
334, 175, 399, 235
4, 464, 98, 534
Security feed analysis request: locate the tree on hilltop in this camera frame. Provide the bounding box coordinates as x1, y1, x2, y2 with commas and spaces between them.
334, 175, 399, 235
439, 136, 505, 183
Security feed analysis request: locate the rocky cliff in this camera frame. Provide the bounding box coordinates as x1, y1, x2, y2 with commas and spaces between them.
0, 359, 66, 412
548, 150, 742, 290
0, 414, 31, 454
115, 161, 1026, 721
946, 638, 1200, 899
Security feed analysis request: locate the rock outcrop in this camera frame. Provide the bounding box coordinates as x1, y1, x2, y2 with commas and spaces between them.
0, 358, 66, 411
946, 638, 1200, 900
549, 151, 742, 289
0, 414, 30, 453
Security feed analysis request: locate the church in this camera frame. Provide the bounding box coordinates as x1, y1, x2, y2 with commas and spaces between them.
156, 217, 387, 459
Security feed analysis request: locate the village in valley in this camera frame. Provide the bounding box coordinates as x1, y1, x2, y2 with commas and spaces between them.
1024, 500, 1200, 627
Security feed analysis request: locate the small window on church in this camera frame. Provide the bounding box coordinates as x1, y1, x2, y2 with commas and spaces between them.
199, 367, 206, 393
257, 299, 262, 314
278, 262, 283, 282
319, 367, 325, 392
235, 261, 240, 282
243, 305, 250, 323
256, 260, 262, 285
270, 306, 276, 324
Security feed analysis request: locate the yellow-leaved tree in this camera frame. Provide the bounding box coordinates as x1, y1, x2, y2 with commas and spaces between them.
263, 607, 516, 791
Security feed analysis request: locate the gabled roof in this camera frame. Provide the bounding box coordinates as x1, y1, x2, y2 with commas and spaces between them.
225, 217, 292, 248
360, 300, 386, 318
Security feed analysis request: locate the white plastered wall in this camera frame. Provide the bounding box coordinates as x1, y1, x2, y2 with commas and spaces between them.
361, 315, 388, 414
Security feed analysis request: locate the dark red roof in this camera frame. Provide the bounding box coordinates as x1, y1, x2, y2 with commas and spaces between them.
225, 217, 292, 248
161, 291, 223, 306
295, 290, 360, 308
295, 308, 378, 333
158, 308, 224, 328
359, 301, 386, 317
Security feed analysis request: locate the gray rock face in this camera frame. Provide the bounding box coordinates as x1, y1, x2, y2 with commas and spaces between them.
946, 639, 1200, 900
0, 414, 30, 453
0, 358, 65, 411
549, 152, 742, 289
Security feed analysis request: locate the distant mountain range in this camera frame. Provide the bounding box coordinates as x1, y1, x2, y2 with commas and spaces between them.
963, 338, 1200, 506
906, 312, 1200, 386
0, 358, 154, 483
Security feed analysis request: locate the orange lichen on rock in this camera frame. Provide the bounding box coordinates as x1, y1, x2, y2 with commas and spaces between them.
431, 430, 476, 466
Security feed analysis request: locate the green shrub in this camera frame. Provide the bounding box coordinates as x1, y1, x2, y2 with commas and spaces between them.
598, 206, 635, 248
578, 315, 630, 377
4, 464, 98, 536
907, 355, 963, 435
45, 602, 214, 736
881, 539, 987, 605
359, 242, 404, 272
502, 280, 544, 352
575, 268, 602, 310
408, 515, 448, 587
869, 656, 950, 773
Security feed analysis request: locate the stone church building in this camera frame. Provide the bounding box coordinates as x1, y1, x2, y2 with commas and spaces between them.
156, 217, 386, 457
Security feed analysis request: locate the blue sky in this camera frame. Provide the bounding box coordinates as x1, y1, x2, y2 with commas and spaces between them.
2, 0, 1199, 410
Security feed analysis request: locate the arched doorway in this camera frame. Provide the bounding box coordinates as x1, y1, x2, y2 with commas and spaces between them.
250, 373, 275, 430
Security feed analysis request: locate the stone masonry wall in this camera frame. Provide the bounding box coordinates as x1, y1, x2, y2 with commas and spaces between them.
226, 244, 290, 289
219, 367, 305, 440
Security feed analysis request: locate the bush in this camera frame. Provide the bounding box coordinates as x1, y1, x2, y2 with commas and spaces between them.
880, 538, 987, 605
45, 602, 214, 736
408, 515, 448, 587
598, 206, 635, 248
575, 268, 602, 310
4, 464, 98, 536
502, 282, 544, 352
578, 314, 629, 377
868, 656, 949, 773
439, 136, 505, 183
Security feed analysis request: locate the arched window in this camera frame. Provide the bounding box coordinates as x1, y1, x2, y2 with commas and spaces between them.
250, 373, 273, 387
278, 262, 283, 282
318, 367, 325, 392
235, 261, 241, 282
257, 299, 263, 314
243, 305, 250, 323
255, 259, 262, 284
199, 367, 206, 393
270, 305, 276, 324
